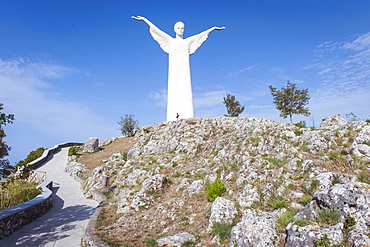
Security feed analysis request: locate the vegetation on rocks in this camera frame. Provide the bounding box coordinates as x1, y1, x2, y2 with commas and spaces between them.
67, 116, 370, 246
0, 180, 41, 210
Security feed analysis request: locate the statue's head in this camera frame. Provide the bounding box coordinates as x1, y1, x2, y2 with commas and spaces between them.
174, 21, 184, 37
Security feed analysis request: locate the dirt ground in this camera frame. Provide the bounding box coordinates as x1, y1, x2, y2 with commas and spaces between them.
76, 136, 137, 179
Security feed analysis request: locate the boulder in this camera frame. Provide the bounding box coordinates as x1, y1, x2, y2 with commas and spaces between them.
285, 223, 343, 247
230, 209, 279, 247
187, 180, 205, 196
142, 174, 167, 192
83, 137, 99, 153
207, 197, 237, 231
289, 182, 370, 246
157, 232, 196, 246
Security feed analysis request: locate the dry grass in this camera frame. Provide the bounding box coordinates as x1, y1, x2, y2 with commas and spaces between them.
76, 136, 136, 179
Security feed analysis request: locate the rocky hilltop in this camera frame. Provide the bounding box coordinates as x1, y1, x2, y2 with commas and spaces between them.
67, 116, 370, 247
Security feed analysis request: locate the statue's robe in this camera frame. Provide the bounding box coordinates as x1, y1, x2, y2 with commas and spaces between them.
148, 25, 211, 121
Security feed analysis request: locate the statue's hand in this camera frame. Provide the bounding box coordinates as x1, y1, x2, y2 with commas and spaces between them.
214, 26, 226, 31
132, 15, 145, 21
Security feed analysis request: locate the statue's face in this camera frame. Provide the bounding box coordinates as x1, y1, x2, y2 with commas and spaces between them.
174, 22, 184, 36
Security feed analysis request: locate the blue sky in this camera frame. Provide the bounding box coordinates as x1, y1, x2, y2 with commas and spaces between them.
1, 0, 370, 165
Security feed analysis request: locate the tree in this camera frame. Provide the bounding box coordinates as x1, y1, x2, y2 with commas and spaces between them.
0, 103, 15, 179
345, 112, 359, 121
269, 81, 310, 123
118, 114, 138, 136
222, 94, 245, 117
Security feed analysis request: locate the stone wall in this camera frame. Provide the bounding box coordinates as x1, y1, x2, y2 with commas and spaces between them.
0, 180, 53, 240
30, 142, 84, 170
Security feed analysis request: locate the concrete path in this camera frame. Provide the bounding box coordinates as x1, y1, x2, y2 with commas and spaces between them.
0, 148, 99, 247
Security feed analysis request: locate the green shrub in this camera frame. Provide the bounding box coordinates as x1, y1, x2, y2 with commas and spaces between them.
344, 215, 356, 229
182, 241, 197, 247
206, 177, 226, 201
0, 180, 41, 210
145, 238, 157, 247
314, 234, 332, 247
121, 152, 128, 161
210, 222, 232, 241
295, 121, 307, 128
68, 146, 79, 156
16, 147, 46, 168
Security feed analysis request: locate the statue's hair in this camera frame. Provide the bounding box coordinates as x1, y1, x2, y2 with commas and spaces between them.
174, 21, 184, 28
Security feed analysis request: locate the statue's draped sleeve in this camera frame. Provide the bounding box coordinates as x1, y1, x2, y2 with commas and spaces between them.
149, 25, 172, 54
187, 30, 211, 55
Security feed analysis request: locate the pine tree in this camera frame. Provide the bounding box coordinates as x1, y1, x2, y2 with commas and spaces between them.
0, 103, 15, 178
269, 81, 310, 123
117, 114, 138, 136
223, 94, 245, 117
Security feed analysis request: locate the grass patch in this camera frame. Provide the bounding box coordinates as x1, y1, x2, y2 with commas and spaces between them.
268, 195, 288, 209
299, 196, 312, 206
276, 209, 298, 232
294, 218, 312, 227
316, 208, 340, 227
210, 222, 232, 242
302, 179, 320, 195
145, 238, 158, 247
358, 170, 370, 184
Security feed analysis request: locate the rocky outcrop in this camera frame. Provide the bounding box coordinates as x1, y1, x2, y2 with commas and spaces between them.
208, 197, 237, 231
286, 182, 370, 246
67, 116, 370, 246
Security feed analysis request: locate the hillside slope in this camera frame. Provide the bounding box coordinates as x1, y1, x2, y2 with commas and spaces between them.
67, 116, 370, 247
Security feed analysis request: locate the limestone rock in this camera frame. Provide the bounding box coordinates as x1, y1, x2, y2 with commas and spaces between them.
130, 191, 152, 211
285, 223, 343, 247
230, 209, 279, 247
238, 184, 259, 208
142, 174, 167, 192
319, 116, 348, 130
208, 197, 237, 231
157, 232, 196, 247
290, 182, 370, 246
187, 180, 205, 196
124, 169, 149, 186
83, 137, 99, 153
99, 137, 116, 147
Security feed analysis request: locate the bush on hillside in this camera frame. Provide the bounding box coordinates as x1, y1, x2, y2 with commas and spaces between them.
16, 147, 46, 168
206, 177, 226, 201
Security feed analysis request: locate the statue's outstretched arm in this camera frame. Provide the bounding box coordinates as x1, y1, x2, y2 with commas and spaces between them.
188, 26, 226, 55
132, 16, 156, 29
132, 15, 172, 54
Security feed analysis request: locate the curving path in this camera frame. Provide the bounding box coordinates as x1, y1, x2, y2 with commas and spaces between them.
0, 147, 99, 247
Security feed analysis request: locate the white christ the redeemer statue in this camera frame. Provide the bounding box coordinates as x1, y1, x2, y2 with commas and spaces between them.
132, 16, 225, 122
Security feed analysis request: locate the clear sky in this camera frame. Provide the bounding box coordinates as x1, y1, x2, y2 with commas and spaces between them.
1, 0, 370, 165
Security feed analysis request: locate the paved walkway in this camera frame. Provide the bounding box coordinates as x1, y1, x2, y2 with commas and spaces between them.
0, 148, 99, 247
